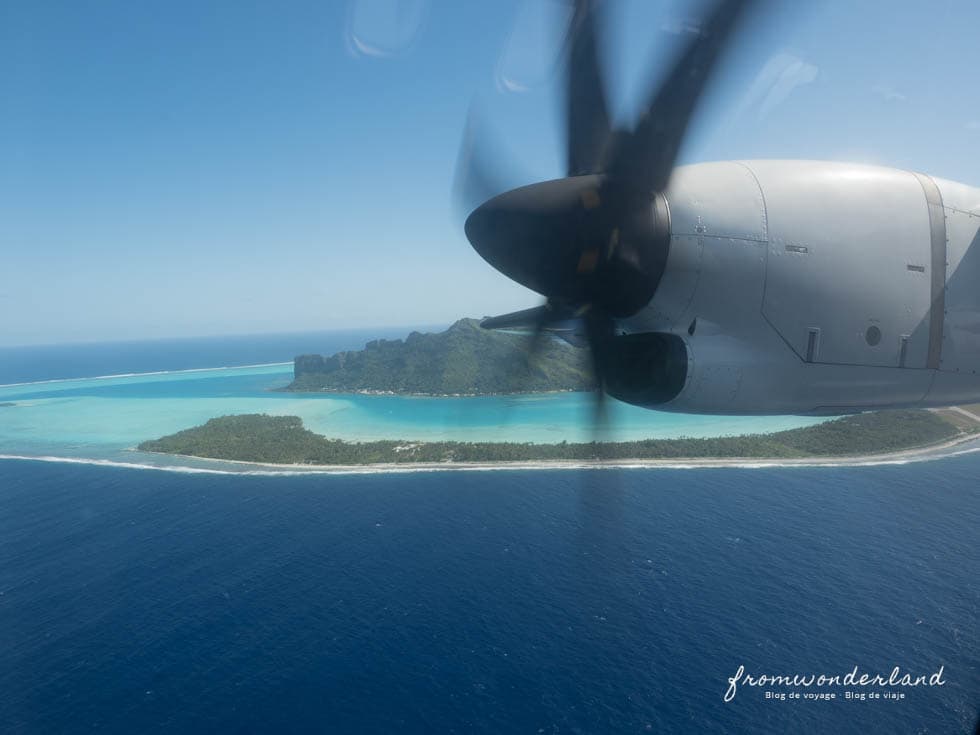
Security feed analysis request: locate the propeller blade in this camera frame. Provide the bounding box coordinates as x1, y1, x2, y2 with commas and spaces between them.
604, 0, 758, 193
452, 109, 526, 221
565, 0, 612, 176
522, 301, 553, 377
580, 306, 621, 537
582, 306, 615, 435
486, 300, 582, 390
479, 302, 572, 331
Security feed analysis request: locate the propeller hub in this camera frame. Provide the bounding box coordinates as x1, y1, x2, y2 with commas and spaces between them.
464, 176, 670, 318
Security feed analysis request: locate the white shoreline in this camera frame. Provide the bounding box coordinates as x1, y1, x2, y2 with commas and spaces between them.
4, 432, 979, 476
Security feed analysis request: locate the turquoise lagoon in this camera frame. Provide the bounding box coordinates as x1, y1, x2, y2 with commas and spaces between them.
0, 362, 827, 465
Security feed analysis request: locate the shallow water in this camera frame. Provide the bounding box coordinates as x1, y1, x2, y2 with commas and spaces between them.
0, 333, 826, 464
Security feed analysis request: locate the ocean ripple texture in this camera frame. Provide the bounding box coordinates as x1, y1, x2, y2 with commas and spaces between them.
1, 331, 977, 733
1, 458, 977, 734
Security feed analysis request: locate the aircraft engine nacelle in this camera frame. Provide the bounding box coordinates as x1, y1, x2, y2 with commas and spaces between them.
622, 160, 980, 414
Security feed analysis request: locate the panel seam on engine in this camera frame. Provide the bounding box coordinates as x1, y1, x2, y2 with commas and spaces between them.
912, 172, 947, 370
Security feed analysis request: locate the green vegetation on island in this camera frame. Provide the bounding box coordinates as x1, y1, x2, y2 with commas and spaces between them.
138, 410, 971, 466
0, 402, 15, 407
286, 318, 593, 395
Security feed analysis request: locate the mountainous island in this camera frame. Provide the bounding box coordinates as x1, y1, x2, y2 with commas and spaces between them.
136, 320, 980, 467
285, 318, 592, 395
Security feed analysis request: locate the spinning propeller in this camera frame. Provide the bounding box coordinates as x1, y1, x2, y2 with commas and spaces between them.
456, 0, 758, 430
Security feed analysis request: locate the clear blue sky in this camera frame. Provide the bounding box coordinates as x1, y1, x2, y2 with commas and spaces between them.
2, 0, 980, 346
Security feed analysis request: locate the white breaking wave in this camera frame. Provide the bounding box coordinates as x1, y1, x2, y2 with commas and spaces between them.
0, 362, 291, 389
3, 443, 979, 478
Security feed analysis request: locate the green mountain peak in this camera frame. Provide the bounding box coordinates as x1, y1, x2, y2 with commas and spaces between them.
288, 318, 593, 395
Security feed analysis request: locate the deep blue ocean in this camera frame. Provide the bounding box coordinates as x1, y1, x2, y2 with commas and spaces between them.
1, 332, 978, 734
0, 328, 431, 385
